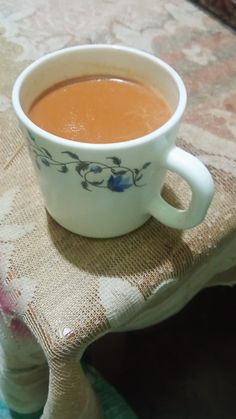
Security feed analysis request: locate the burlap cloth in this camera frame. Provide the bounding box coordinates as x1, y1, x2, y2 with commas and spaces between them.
1, 1, 236, 418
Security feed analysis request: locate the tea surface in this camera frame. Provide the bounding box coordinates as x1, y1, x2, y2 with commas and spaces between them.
28, 76, 171, 143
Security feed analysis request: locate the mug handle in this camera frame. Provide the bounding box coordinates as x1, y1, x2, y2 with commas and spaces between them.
148, 146, 214, 229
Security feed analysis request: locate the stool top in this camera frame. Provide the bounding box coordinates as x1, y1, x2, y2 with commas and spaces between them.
1, 0, 236, 360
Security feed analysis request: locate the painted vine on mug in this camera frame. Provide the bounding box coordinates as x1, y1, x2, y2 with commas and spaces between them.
27, 130, 152, 192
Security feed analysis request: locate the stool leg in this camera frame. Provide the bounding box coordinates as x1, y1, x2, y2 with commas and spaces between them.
41, 355, 103, 419
0, 311, 48, 414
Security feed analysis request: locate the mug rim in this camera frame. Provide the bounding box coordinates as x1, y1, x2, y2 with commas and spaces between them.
12, 44, 187, 151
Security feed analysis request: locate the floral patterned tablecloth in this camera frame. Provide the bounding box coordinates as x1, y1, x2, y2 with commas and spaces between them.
1, 1, 236, 418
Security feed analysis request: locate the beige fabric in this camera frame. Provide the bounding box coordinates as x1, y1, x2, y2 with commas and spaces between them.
0, 0, 236, 417
121, 234, 236, 331
0, 313, 48, 414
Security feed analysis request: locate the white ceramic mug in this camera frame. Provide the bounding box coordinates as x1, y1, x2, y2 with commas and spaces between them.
12, 45, 214, 238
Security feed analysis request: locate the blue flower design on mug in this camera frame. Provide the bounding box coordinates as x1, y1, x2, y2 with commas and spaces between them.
27, 130, 152, 192
107, 175, 132, 192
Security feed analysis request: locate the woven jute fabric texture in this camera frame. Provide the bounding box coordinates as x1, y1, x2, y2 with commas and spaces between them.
1, 0, 236, 418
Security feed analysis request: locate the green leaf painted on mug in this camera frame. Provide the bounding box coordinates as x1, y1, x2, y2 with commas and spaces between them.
106, 156, 121, 166
41, 148, 52, 159
61, 151, 80, 160
75, 162, 90, 173
81, 181, 91, 191
89, 180, 104, 186
142, 162, 151, 169
58, 165, 68, 173
41, 158, 50, 166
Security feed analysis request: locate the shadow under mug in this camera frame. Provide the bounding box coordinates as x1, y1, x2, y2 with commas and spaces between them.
12, 44, 214, 238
